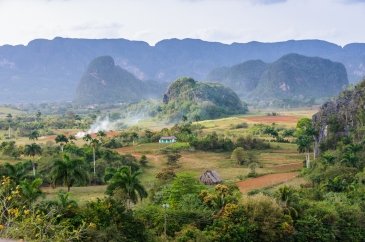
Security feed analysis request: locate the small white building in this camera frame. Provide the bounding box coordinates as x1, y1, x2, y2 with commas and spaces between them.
159, 136, 177, 144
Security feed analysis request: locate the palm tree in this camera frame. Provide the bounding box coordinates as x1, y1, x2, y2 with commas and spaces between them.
24, 143, 42, 176
275, 186, 299, 218
6, 113, 12, 139
28, 130, 40, 141
89, 138, 100, 177
106, 166, 147, 208
295, 118, 316, 168
4, 161, 31, 183
82, 134, 100, 178
96, 130, 106, 142
51, 154, 89, 192
20, 178, 44, 204
55, 134, 69, 152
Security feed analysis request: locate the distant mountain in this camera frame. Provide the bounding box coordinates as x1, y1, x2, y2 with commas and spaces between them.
75, 56, 163, 105
206, 60, 268, 96
208, 54, 348, 101
255, 54, 348, 99
0, 37, 364, 103
160, 77, 247, 121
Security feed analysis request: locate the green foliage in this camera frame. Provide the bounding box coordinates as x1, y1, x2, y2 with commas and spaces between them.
106, 166, 147, 206
161, 173, 205, 208
51, 154, 89, 191
82, 197, 148, 242
160, 77, 247, 122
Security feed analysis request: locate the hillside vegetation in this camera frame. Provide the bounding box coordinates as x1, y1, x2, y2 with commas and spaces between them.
160, 77, 248, 121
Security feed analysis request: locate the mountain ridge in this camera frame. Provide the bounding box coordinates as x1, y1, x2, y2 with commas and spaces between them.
0, 37, 364, 103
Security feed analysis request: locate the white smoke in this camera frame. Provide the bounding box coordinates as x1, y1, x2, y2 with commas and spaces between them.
75, 113, 148, 139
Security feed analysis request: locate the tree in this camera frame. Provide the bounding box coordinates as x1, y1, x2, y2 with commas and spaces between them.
3, 161, 31, 183
162, 149, 181, 166
231, 147, 245, 165
129, 132, 138, 145
19, 178, 44, 204
90, 138, 100, 177
231, 147, 257, 166
28, 130, 40, 141
106, 166, 147, 208
139, 155, 148, 166
295, 118, 316, 168
51, 154, 89, 192
6, 113, 12, 139
96, 131, 107, 142
55, 134, 69, 152
36, 111, 42, 121
24, 143, 42, 176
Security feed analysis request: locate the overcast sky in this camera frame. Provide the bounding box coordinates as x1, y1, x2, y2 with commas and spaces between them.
0, 0, 364, 46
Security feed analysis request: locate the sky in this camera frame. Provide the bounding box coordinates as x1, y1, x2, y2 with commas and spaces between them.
0, 0, 364, 46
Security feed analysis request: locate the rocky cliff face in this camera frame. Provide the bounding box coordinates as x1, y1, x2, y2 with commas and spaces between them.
75, 56, 164, 105
312, 79, 365, 154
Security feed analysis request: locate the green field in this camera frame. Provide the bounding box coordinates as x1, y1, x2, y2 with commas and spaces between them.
0, 108, 315, 203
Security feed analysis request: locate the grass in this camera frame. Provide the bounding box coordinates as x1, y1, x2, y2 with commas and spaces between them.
3, 107, 317, 202
41, 185, 107, 205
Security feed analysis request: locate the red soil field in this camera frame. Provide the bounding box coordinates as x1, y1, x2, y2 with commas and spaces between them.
270, 162, 303, 172
244, 115, 299, 124
237, 172, 299, 193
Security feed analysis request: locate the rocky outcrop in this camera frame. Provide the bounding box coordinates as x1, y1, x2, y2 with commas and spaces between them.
160, 77, 247, 121
312, 80, 365, 154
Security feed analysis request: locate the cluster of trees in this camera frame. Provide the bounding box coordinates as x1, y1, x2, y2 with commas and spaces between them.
0, 131, 150, 241
0, 112, 93, 139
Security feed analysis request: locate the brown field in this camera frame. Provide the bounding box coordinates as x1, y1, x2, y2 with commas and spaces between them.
243, 115, 299, 124
237, 172, 299, 193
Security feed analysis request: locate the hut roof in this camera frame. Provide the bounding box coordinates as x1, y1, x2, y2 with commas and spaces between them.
200, 170, 222, 185
159, 136, 177, 140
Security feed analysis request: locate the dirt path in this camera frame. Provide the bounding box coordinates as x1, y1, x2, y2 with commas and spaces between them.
237, 172, 299, 193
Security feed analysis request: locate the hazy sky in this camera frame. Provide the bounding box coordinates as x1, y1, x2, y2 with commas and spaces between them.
0, 0, 364, 46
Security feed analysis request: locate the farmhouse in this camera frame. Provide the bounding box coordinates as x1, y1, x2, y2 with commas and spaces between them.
159, 136, 177, 143
200, 170, 222, 185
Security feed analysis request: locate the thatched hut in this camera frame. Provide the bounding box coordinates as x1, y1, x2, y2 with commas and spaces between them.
200, 170, 222, 185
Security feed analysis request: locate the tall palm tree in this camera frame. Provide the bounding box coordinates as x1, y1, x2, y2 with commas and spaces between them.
19, 178, 44, 204
106, 166, 147, 208
90, 138, 100, 177
51, 154, 89, 192
83, 135, 100, 178
55, 134, 69, 152
24, 143, 42, 176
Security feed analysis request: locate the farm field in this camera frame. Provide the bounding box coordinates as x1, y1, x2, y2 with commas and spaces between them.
0, 108, 316, 203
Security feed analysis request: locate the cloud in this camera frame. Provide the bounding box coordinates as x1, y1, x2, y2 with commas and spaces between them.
180, 0, 287, 4
252, 0, 287, 4
339, 0, 365, 3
